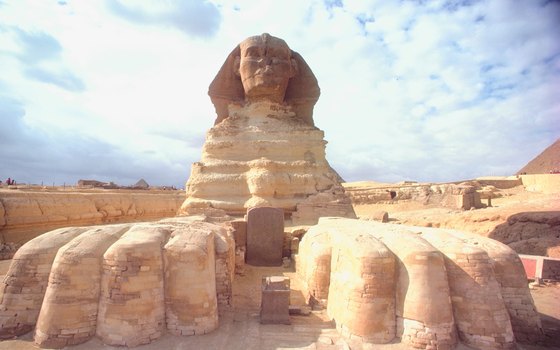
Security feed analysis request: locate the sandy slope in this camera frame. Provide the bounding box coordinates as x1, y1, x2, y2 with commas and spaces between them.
353, 185, 560, 257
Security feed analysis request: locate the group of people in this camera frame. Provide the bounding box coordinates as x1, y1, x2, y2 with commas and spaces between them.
2, 177, 16, 186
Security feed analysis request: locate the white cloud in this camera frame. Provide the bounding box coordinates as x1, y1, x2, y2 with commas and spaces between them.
105, 0, 221, 38
0, 0, 559, 187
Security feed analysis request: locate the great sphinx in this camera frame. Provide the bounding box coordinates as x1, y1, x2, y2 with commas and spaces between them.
179, 33, 356, 223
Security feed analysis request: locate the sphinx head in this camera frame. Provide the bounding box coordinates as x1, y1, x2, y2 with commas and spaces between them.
209, 33, 320, 125
234, 34, 297, 103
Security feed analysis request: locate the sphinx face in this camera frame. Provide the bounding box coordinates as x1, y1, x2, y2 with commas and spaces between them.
236, 35, 296, 103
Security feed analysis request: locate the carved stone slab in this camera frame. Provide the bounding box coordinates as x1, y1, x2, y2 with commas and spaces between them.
246, 207, 284, 266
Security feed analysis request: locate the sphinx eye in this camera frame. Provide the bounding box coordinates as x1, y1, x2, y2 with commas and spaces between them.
245, 47, 262, 58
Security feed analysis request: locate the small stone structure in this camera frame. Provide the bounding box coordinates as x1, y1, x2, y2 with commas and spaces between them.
260, 276, 290, 325
77, 179, 108, 187
297, 218, 543, 349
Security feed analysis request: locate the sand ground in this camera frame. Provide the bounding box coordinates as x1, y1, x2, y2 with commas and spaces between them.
352, 186, 559, 238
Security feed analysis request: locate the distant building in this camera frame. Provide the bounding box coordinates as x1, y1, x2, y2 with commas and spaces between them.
77, 179, 107, 188
77, 179, 119, 189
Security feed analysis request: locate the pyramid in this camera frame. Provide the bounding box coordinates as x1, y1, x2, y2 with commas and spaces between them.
517, 138, 560, 174
133, 178, 149, 189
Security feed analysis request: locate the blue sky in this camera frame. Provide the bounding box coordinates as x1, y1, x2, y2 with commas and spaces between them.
0, 0, 558, 187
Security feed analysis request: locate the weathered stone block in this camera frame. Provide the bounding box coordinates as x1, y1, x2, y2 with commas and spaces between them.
214, 226, 235, 307
164, 222, 219, 335
96, 225, 169, 347
260, 276, 290, 325
34, 225, 127, 348
230, 219, 247, 248
235, 247, 246, 275
0, 227, 87, 340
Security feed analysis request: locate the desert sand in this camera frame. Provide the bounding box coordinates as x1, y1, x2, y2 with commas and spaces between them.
350, 183, 560, 258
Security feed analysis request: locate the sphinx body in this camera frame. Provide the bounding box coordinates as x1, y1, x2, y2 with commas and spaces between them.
179, 100, 355, 223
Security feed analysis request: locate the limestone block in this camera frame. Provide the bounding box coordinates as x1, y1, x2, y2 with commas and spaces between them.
0, 227, 87, 339
214, 225, 235, 307
96, 225, 170, 347
367, 226, 456, 349
454, 192, 483, 210
234, 247, 246, 275
368, 211, 389, 223
34, 225, 129, 348
246, 207, 284, 266
297, 228, 331, 305
447, 230, 543, 343
292, 191, 357, 225
421, 231, 516, 350
164, 222, 219, 335
326, 230, 396, 344
0, 191, 184, 245
290, 237, 300, 255
230, 219, 247, 248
